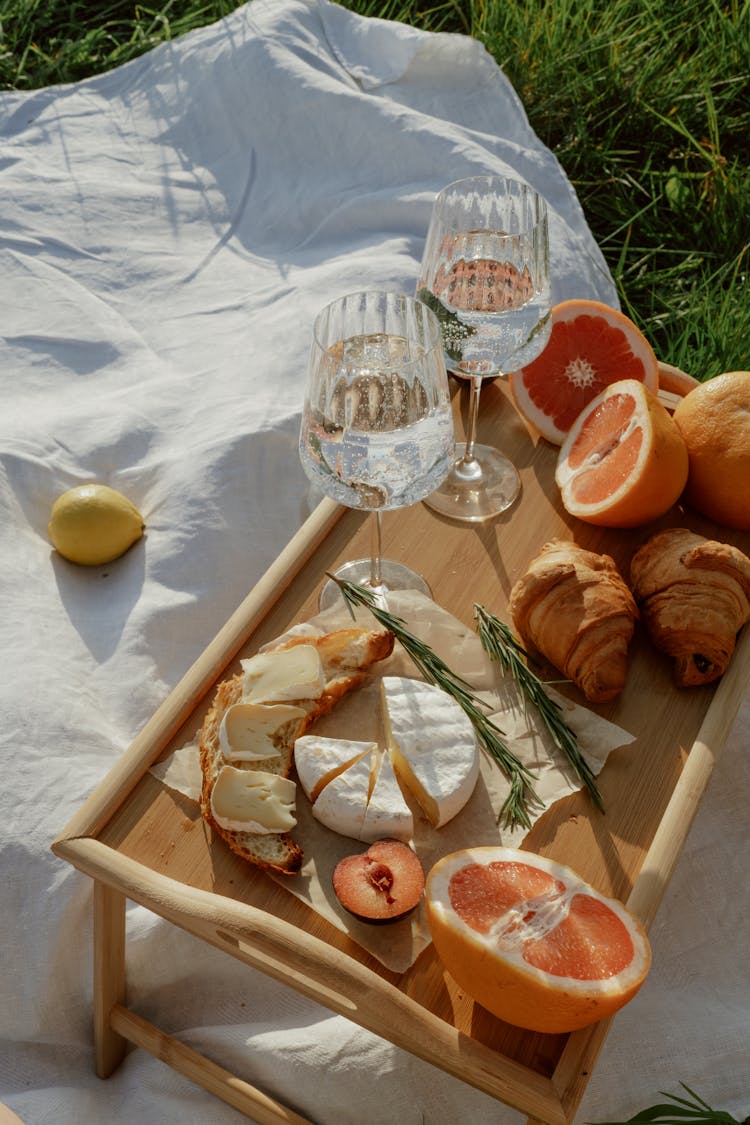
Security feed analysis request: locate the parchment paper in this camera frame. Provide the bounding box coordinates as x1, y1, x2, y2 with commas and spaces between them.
152, 589, 634, 972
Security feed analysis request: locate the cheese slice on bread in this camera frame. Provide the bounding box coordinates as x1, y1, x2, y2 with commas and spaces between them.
219, 702, 306, 762
210, 766, 297, 833
199, 627, 394, 875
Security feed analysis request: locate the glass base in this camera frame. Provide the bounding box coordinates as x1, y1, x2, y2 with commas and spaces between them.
423, 442, 521, 522
318, 557, 432, 612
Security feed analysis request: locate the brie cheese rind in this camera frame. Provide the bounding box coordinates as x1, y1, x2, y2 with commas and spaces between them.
294, 676, 479, 843
294, 736, 376, 804
360, 749, 413, 844
311, 752, 373, 840
381, 676, 479, 828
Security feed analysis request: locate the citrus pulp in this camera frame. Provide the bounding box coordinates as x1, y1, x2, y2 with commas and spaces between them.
425, 846, 651, 1034
510, 299, 659, 445
555, 378, 688, 528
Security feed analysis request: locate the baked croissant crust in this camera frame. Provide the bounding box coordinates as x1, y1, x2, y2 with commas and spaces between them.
629, 528, 750, 687
509, 539, 638, 703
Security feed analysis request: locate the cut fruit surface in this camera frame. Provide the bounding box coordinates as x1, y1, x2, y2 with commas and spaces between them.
510, 299, 659, 445
426, 847, 651, 1034
555, 378, 688, 528
333, 839, 425, 924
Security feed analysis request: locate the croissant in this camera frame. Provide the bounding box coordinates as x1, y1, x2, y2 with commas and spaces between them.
629, 528, 750, 687
509, 539, 638, 703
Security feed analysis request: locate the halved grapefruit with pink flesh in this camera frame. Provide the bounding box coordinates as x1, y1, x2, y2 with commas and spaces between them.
555, 378, 688, 528
426, 846, 651, 1034
510, 299, 659, 445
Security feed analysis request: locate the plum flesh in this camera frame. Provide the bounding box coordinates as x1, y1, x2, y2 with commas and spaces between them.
332, 839, 425, 924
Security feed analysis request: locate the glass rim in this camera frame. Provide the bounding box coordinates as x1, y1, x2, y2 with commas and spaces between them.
431, 174, 548, 238
311, 288, 444, 366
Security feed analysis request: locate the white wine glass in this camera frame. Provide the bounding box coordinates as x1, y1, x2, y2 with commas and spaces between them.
299, 289, 455, 611
416, 174, 551, 522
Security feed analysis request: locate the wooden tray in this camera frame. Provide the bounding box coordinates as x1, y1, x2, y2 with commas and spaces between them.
52, 375, 750, 1125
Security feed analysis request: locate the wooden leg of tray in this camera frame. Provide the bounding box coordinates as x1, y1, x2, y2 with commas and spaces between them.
93, 879, 127, 1078
108, 1006, 315, 1125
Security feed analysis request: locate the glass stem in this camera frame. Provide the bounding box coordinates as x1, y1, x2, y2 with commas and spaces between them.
462, 375, 483, 464
369, 510, 383, 589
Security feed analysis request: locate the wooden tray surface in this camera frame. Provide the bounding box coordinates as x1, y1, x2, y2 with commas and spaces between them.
53, 376, 750, 1123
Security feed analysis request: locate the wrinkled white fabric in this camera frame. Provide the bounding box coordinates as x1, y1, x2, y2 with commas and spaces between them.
0, 1, 746, 1123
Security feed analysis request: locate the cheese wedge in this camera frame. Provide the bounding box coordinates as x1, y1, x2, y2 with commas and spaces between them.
210, 766, 297, 834
294, 736, 376, 803
219, 702, 306, 762
381, 676, 479, 828
294, 678, 478, 842
311, 752, 373, 840
360, 749, 413, 844
240, 644, 325, 703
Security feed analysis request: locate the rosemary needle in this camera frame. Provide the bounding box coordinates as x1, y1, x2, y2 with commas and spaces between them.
330, 576, 542, 830
473, 603, 604, 811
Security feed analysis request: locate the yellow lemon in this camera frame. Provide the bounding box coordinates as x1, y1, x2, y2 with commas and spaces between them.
48, 483, 144, 565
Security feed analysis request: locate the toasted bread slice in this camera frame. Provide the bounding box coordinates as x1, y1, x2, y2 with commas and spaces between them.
199, 627, 395, 875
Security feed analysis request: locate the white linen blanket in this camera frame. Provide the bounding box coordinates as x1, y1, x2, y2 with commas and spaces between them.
1, 1, 747, 1123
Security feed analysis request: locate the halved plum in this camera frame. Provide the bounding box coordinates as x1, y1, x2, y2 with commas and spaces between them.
332, 839, 425, 924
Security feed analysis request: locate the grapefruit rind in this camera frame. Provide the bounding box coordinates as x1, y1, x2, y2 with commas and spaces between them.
510, 299, 659, 446
672, 371, 750, 531
425, 846, 651, 1035
555, 379, 688, 528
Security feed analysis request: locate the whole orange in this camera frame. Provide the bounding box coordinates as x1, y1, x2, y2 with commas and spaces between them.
673, 371, 750, 530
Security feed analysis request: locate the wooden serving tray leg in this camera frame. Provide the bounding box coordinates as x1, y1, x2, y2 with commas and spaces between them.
91, 879, 316, 1124
93, 880, 127, 1077
108, 1005, 315, 1124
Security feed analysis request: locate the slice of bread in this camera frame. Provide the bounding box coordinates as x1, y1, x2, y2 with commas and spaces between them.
199, 627, 395, 875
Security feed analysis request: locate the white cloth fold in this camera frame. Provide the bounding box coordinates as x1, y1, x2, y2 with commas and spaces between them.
1, 1, 747, 1123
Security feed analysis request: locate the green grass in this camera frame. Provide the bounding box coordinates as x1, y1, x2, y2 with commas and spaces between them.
1, 0, 748, 378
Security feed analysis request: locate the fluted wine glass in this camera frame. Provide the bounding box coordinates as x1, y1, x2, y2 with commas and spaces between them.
416, 174, 551, 522
299, 290, 454, 611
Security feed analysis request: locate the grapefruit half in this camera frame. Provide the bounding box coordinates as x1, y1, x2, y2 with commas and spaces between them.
426, 847, 651, 1034
555, 378, 688, 528
510, 299, 659, 445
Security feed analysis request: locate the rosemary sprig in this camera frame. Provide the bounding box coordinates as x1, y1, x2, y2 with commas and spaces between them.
473, 603, 604, 812
330, 576, 542, 830
589, 1083, 747, 1125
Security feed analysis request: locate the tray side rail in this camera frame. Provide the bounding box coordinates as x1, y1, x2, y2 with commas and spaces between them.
53, 834, 569, 1125
549, 624, 750, 1118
